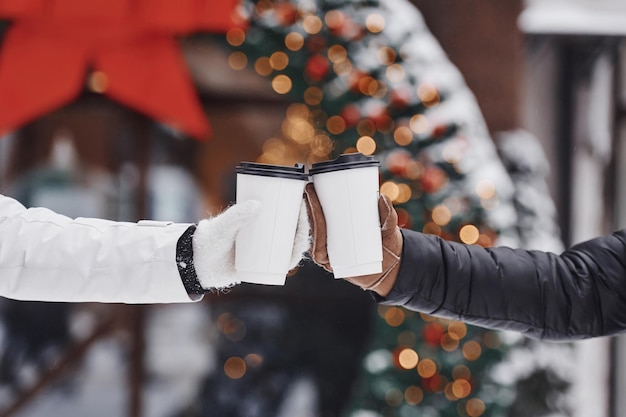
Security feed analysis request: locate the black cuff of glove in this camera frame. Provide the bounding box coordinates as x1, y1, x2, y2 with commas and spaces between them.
176, 225, 206, 295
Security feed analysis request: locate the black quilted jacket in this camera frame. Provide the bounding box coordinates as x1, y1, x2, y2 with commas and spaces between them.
379, 229, 626, 341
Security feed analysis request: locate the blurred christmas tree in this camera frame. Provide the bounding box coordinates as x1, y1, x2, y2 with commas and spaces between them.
193, 1, 573, 417
210, 0, 525, 416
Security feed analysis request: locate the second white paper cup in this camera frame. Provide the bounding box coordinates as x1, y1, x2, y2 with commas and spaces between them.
310, 153, 382, 278
235, 162, 308, 285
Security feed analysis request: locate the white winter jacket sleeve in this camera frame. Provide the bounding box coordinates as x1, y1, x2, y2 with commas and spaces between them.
0, 193, 200, 303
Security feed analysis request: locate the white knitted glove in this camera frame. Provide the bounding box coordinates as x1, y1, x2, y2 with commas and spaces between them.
192, 200, 310, 290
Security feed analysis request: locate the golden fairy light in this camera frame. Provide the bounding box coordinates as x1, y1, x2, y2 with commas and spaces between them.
385, 64, 405, 83
384, 306, 406, 327
385, 388, 404, 407
261, 138, 287, 163
356, 119, 376, 136
452, 379, 472, 399
448, 321, 468, 340
285, 32, 304, 51
324, 10, 344, 28
328, 45, 348, 63
358, 76, 379, 96
405, 386, 424, 405
398, 348, 419, 369
373, 82, 388, 99
380, 181, 400, 201
311, 134, 333, 156
393, 126, 413, 146
333, 60, 353, 76
254, 57, 273, 76
286, 103, 310, 119
224, 357, 247, 379
475, 179, 496, 199
302, 15, 323, 34
452, 364, 471, 381
480, 195, 499, 211
326, 115, 346, 134
283, 118, 314, 144
245, 353, 263, 368
356, 135, 376, 155
272, 74, 293, 94
423, 221, 442, 236
444, 383, 457, 402
270, 51, 289, 70
419, 313, 437, 322
222, 317, 246, 342
442, 143, 463, 164
417, 82, 440, 107
377, 46, 396, 65
228, 52, 248, 70
87, 71, 109, 93
432, 205, 452, 226
409, 114, 429, 134
466, 398, 486, 417
417, 358, 437, 378
483, 331, 501, 349
226, 27, 246, 46
395, 184, 412, 203
304, 86, 324, 105
462, 341, 482, 361
405, 160, 424, 179
440, 333, 459, 352
459, 224, 480, 244
366, 13, 385, 33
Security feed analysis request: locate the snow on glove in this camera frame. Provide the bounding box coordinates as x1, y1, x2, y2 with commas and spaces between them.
192, 200, 261, 290
304, 183, 403, 296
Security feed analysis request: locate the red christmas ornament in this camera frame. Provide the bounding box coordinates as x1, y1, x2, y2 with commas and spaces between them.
385, 150, 411, 176
0, 0, 247, 140
273, 2, 298, 26
367, 105, 392, 131
329, 16, 364, 41
422, 322, 445, 347
305, 54, 330, 81
305, 35, 327, 53
432, 123, 448, 138
420, 166, 448, 194
339, 104, 361, 127
390, 87, 411, 108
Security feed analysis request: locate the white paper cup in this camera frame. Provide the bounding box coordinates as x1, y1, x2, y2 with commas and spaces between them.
310, 153, 382, 278
235, 162, 308, 285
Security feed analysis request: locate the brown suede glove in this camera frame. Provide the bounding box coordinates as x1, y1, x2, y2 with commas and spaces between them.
303, 183, 403, 297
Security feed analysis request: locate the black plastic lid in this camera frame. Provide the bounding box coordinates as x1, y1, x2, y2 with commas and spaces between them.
309, 153, 380, 175
236, 162, 308, 181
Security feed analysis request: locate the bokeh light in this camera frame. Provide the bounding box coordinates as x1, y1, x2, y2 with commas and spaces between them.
405, 386, 424, 405
228, 51, 248, 70
366, 13, 385, 33
285, 32, 304, 51
459, 224, 480, 244
226, 27, 246, 46
462, 341, 482, 361
417, 358, 437, 378
356, 135, 376, 155
224, 357, 247, 379
272, 74, 293, 94
398, 348, 419, 369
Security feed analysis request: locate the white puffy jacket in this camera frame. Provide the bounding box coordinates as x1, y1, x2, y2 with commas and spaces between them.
0, 193, 198, 303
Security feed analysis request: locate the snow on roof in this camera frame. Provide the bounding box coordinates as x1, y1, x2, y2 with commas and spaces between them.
519, 0, 626, 37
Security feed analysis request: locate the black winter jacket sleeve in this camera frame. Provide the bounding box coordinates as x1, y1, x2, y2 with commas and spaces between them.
379, 228, 626, 341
